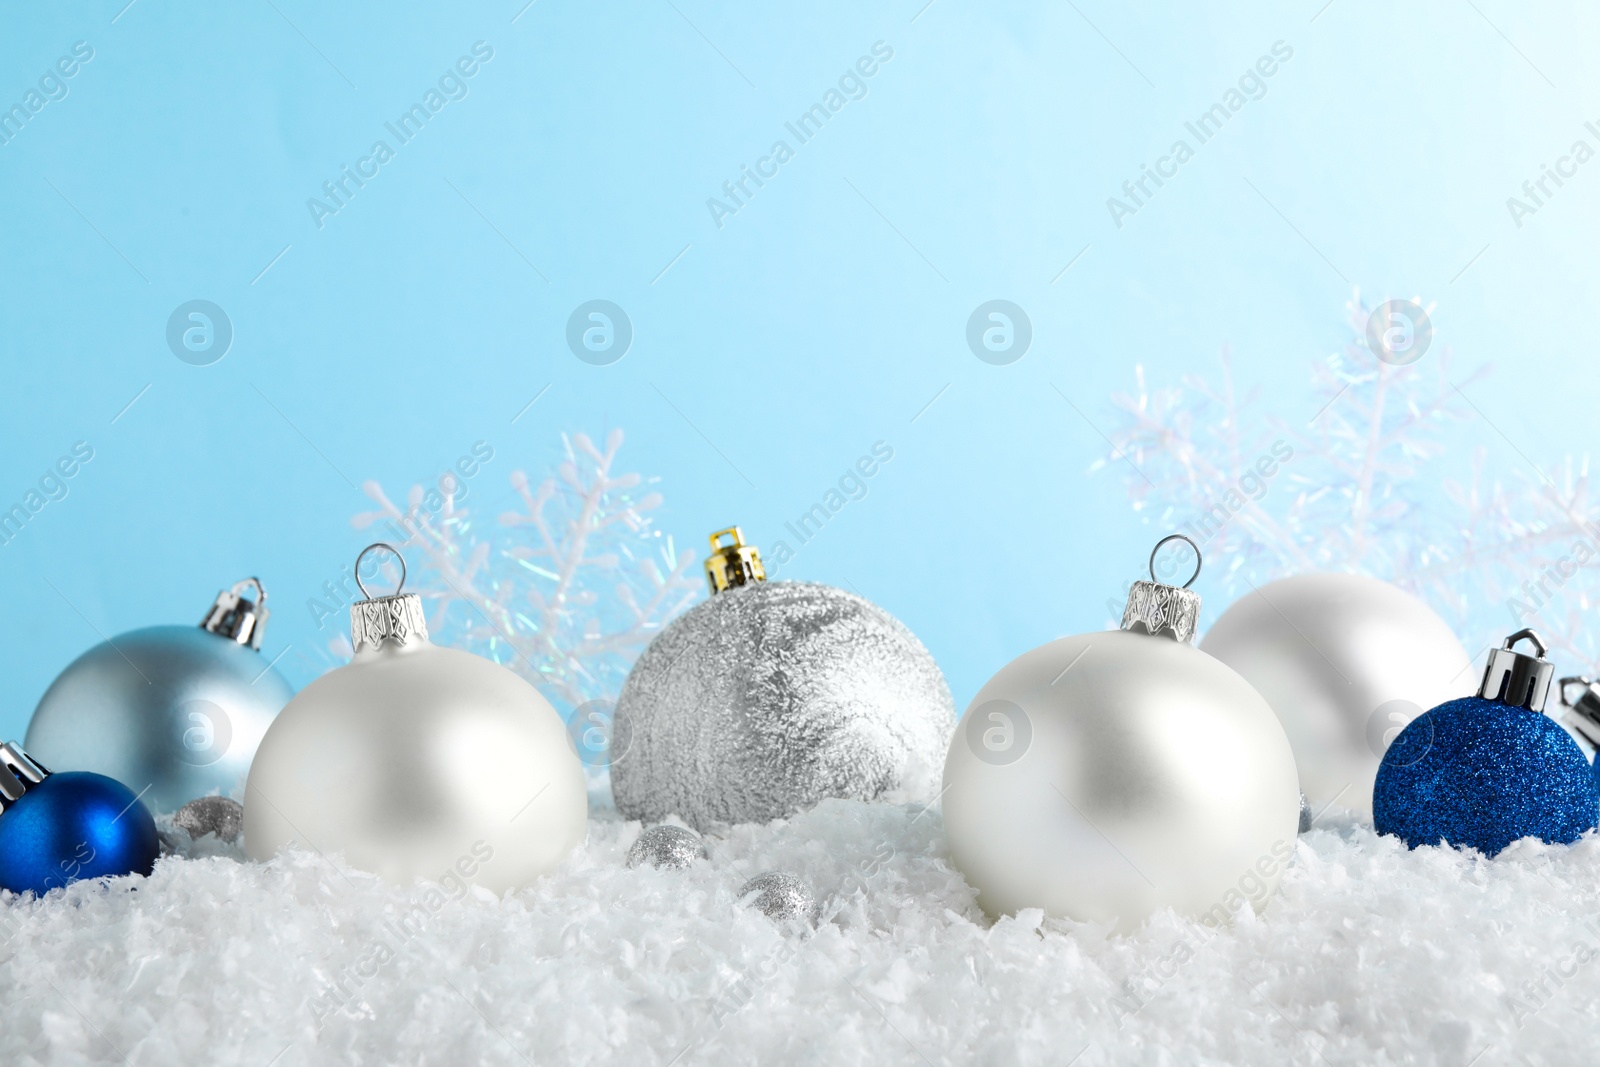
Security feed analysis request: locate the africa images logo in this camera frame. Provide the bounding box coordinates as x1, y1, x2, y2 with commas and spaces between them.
166, 300, 233, 365
566, 699, 630, 768
305, 42, 495, 229
964, 699, 1031, 766
1105, 41, 1294, 229
1364, 299, 1432, 367
966, 301, 1032, 365
0, 41, 95, 149
0, 441, 95, 549
175, 699, 232, 767
705, 41, 895, 229
565, 301, 633, 365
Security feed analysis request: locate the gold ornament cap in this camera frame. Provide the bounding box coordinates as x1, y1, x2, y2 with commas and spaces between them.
349, 543, 430, 653
200, 577, 269, 650
1479, 629, 1553, 712
1119, 534, 1202, 644
705, 527, 765, 595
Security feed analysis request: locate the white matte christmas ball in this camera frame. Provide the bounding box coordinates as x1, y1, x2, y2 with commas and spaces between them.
1199, 573, 1472, 820
942, 626, 1300, 929
245, 557, 586, 892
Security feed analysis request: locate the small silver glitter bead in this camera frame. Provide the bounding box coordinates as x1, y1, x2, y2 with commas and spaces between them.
626, 825, 708, 870
173, 796, 244, 842
737, 871, 815, 924
1298, 791, 1313, 833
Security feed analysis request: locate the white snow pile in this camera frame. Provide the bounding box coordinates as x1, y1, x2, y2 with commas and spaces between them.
2, 796, 1599, 1066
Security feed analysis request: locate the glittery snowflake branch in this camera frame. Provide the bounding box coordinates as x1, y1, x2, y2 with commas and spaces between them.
349, 429, 702, 712
1431, 454, 1600, 672
1273, 297, 1487, 579
1100, 351, 1320, 582
1101, 290, 1600, 676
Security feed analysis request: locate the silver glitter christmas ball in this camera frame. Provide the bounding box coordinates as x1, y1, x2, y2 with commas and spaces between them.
26, 580, 293, 814
612, 531, 954, 830
626, 824, 708, 870
737, 871, 816, 923
173, 796, 245, 842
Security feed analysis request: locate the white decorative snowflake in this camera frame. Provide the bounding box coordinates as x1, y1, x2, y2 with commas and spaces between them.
1101, 291, 1600, 677
347, 429, 702, 714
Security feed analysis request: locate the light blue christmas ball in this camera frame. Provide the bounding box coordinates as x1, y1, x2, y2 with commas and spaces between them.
27, 591, 293, 814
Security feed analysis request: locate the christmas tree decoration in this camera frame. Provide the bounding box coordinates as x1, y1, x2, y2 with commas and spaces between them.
173, 796, 244, 843
1102, 291, 1600, 707
625, 824, 708, 870
1559, 676, 1600, 786
1199, 574, 1472, 820
0, 742, 159, 896
941, 536, 1301, 929
347, 429, 701, 716
244, 544, 587, 892
1374, 630, 1599, 855
737, 871, 816, 924
611, 527, 955, 830
26, 578, 294, 814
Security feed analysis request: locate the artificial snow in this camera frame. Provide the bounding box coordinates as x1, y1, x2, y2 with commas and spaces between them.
3, 793, 1598, 1065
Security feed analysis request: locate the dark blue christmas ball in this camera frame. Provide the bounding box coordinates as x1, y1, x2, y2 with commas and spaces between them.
0, 771, 160, 896
1373, 696, 1598, 855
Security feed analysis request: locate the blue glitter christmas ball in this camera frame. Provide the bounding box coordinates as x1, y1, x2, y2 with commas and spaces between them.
1373, 696, 1599, 855
0, 771, 160, 896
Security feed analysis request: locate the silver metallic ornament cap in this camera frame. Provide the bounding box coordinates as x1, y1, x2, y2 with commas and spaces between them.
349, 543, 430, 654
1560, 676, 1600, 745
0, 741, 49, 816
1479, 628, 1554, 712
1120, 534, 1203, 644
200, 577, 269, 651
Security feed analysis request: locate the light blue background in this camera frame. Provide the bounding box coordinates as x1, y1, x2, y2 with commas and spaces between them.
1, 0, 1596, 739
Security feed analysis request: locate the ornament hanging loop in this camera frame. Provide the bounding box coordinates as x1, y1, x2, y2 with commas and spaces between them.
1503, 628, 1547, 658
350, 543, 429, 653
1148, 533, 1202, 589
355, 542, 408, 601
1479, 628, 1554, 712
